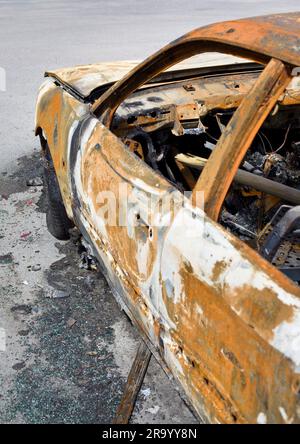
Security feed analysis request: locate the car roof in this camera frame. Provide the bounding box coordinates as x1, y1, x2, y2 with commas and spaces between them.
178, 13, 300, 66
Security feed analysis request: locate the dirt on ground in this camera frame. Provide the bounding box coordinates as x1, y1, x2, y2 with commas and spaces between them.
0, 149, 198, 424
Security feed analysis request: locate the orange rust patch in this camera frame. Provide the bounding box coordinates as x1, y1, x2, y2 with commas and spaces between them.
160, 265, 299, 423
223, 284, 294, 341
211, 259, 228, 283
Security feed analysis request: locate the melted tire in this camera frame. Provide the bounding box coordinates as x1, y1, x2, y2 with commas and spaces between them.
44, 150, 73, 240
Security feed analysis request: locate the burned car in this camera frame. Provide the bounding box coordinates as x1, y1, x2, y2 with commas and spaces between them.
35, 13, 300, 424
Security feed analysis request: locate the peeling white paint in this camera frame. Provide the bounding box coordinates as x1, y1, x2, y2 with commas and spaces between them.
161, 204, 300, 369
278, 406, 294, 424
231, 306, 242, 316
74, 117, 111, 240
137, 237, 150, 277
225, 260, 300, 310
271, 311, 300, 370
132, 178, 164, 196
67, 119, 80, 214
163, 334, 184, 377
257, 412, 267, 424
80, 118, 99, 153
161, 243, 184, 305
195, 305, 204, 316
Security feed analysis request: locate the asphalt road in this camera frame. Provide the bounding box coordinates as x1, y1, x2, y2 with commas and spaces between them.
0, 0, 299, 172
0, 0, 299, 425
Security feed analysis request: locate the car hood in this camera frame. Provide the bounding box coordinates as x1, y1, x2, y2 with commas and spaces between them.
45, 54, 246, 99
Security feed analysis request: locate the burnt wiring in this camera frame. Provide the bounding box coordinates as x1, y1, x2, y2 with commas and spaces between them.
119, 97, 300, 282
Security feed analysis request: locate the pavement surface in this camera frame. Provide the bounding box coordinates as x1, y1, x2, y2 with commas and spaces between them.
0, 0, 299, 424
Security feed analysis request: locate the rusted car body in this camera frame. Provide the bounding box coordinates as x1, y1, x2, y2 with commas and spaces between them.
35, 14, 300, 423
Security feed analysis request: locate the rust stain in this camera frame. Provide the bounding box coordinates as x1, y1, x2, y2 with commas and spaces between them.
223, 284, 294, 341
162, 268, 298, 424
211, 259, 228, 282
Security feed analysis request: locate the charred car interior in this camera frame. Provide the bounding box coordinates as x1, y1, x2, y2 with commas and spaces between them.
111, 66, 300, 284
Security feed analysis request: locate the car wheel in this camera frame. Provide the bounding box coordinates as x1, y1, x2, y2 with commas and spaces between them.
43, 146, 73, 240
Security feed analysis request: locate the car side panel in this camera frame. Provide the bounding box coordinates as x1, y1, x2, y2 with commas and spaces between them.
68, 118, 300, 424
35, 76, 300, 423
35, 80, 89, 218
160, 205, 300, 423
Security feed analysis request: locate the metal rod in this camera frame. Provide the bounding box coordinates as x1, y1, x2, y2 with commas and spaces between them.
176, 153, 300, 206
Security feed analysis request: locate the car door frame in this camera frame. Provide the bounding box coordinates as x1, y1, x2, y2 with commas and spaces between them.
91, 32, 293, 225
84, 29, 300, 424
